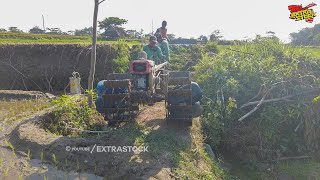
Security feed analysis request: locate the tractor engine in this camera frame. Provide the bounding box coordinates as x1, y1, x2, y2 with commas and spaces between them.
129, 60, 155, 103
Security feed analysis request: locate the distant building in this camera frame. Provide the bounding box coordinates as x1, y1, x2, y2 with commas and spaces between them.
104, 25, 128, 40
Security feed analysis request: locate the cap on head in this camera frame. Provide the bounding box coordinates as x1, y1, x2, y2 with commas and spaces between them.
149, 36, 157, 43
138, 51, 147, 59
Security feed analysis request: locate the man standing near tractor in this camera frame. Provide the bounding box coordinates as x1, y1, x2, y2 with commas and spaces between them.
156, 20, 168, 41
143, 35, 165, 65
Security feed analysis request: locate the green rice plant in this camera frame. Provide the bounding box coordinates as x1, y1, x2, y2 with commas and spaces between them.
3, 167, 9, 177
76, 159, 80, 172
94, 162, 97, 175
52, 153, 58, 179
5, 139, 15, 153
52, 153, 57, 164
0, 98, 50, 124
10, 160, 14, 169
0, 157, 3, 168
40, 151, 44, 163
18, 174, 23, 180
27, 149, 31, 160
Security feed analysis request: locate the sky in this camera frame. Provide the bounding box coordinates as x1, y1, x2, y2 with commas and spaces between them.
0, 0, 319, 42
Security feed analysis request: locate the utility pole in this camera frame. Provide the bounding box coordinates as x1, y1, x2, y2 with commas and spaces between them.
42, 15, 46, 31
88, 0, 106, 108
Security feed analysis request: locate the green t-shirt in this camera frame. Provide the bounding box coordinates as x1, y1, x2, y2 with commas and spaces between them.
159, 40, 170, 62
143, 45, 163, 65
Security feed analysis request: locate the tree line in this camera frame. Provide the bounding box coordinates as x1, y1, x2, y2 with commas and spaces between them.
0, 16, 232, 43
0, 17, 142, 38
290, 23, 320, 45
5, 15, 317, 45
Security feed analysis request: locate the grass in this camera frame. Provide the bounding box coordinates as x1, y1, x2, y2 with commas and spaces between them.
127, 119, 225, 179
0, 32, 90, 40
172, 120, 225, 179
300, 46, 320, 58
228, 157, 320, 179
42, 97, 225, 179
0, 98, 50, 124
0, 139, 18, 178
0, 32, 141, 46
0, 97, 45, 178
278, 160, 320, 179
0, 38, 141, 46
218, 43, 320, 60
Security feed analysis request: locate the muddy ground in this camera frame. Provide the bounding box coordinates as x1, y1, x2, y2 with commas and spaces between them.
0, 101, 192, 180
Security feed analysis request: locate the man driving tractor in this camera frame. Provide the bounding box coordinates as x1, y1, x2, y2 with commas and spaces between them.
143, 35, 165, 65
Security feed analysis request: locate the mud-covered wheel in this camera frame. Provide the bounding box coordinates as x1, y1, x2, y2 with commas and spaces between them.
108, 120, 116, 126
185, 120, 193, 126
104, 113, 116, 126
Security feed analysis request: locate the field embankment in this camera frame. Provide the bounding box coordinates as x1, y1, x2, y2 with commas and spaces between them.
0, 43, 142, 91
0, 32, 141, 45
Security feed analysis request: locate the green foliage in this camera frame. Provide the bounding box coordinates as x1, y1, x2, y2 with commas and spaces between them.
205, 41, 219, 54
85, 89, 97, 97
111, 40, 131, 73
0, 32, 141, 46
290, 23, 320, 45
0, 98, 49, 124
29, 26, 45, 34
170, 45, 205, 71
277, 160, 320, 179
194, 38, 320, 160
170, 42, 219, 71
9, 27, 23, 33
130, 44, 143, 60
98, 17, 128, 30
209, 29, 223, 41
46, 95, 104, 136
0, 32, 90, 41
74, 27, 93, 36
312, 95, 320, 102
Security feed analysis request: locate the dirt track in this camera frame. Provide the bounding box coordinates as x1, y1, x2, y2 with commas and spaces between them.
0, 101, 192, 179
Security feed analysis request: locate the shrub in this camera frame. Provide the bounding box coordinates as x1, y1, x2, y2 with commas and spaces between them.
42, 95, 104, 136
205, 41, 219, 54
195, 38, 320, 161
111, 40, 131, 73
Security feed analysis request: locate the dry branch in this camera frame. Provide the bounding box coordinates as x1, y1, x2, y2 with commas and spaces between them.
99, 0, 106, 4
0, 60, 43, 91
247, 85, 263, 103
238, 89, 269, 122
241, 88, 320, 108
